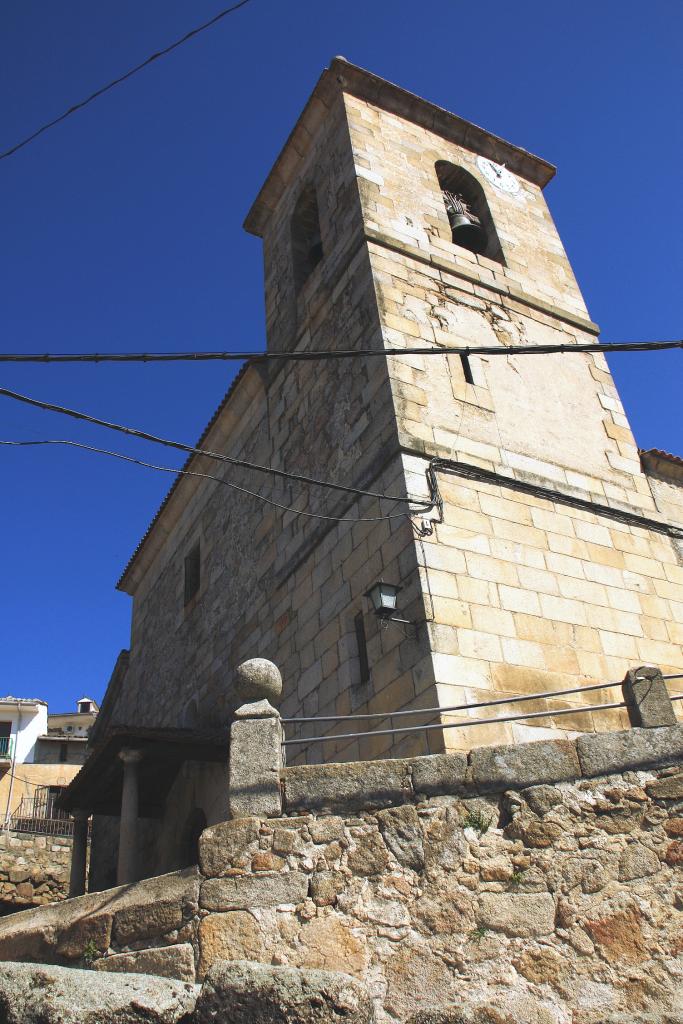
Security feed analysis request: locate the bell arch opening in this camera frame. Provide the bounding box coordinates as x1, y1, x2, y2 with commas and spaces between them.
291, 184, 323, 293
435, 161, 505, 264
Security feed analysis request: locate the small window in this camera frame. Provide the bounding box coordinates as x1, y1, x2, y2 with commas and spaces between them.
59, 743, 68, 763
184, 543, 201, 606
354, 612, 370, 685
291, 185, 323, 293
78, 701, 91, 714
460, 353, 475, 385
66, 725, 73, 733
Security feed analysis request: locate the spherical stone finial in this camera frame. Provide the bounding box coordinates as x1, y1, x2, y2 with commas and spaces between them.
234, 658, 283, 705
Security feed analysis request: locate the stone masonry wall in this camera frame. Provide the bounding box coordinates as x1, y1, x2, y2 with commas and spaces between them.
109, 78, 441, 778
92, 64, 683, 896
0, 830, 71, 910
1, 727, 681, 1023
340, 86, 683, 745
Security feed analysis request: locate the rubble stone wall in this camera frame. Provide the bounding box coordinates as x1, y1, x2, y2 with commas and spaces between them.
0, 830, 71, 910
0, 728, 681, 1023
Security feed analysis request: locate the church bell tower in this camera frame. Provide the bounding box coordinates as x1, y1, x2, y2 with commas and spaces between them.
244, 59, 683, 758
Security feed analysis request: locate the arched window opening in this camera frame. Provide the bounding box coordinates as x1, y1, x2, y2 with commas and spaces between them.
435, 162, 504, 264
291, 185, 323, 292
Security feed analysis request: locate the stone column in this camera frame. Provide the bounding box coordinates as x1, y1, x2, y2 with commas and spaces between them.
229, 701, 283, 819
229, 659, 284, 820
622, 665, 677, 728
117, 748, 143, 885
68, 810, 89, 898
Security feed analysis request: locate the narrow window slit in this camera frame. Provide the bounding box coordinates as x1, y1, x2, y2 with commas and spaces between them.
184, 543, 201, 606
354, 611, 370, 685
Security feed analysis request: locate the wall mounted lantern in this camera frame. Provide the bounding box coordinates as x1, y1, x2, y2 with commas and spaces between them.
365, 580, 419, 638
365, 581, 402, 619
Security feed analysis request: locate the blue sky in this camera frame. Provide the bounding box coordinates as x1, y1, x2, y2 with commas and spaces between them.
1, 0, 681, 711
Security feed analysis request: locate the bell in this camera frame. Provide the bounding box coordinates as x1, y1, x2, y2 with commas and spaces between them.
448, 210, 488, 255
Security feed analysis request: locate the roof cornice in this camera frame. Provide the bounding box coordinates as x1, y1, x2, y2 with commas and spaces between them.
244, 57, 556, 238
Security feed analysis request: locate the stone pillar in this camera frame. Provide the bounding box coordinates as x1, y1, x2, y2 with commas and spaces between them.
622, 665, 677, 728
117, 748, 143, 885
229, 701, 283, 819
68, 810, 89, 898
228, 658, 284, 820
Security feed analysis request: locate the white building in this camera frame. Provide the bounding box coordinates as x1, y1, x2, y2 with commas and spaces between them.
0, 697, 47, 766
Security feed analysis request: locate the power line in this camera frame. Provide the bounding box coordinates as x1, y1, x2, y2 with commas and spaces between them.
0, 0, 254, 162
431, 456, 683, 540
0, 385, 434, 510
0, 440, 430, 524
0, 340, 681, 363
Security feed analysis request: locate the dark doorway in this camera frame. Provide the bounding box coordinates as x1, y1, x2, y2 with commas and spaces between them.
179, 808, 207, 868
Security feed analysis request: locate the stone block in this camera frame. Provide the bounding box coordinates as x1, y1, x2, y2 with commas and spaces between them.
229, 702, 283, 819
307, 817, 347, 844
470, 738, 581, 792
476, 892, 556, 937
198, 911, 265, 976
283, 759, 413, 813
0, 920, 57, 963
347, 832, 390, 876
194, 961, 374, 1024
410, 753, 468, 796
56, 912, 112, 960
113, 899, 183, 947
198, 817, 261, 876
577, 725, 683, 777
0, 962, 198, 1024
200, 871, 309, 911
622, 666, 677, 728
618, 842, 660, 881
109, 871, 200, 946
8, 867, 30, 884
376, 805, 424, 870
310, 871, 346, 907
645, 772, 683, 801
94, 943, 196, 982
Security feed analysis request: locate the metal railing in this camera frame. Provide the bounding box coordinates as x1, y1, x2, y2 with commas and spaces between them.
9, 786, 75, 837
0, 736, 14, 759
281, 672, 683, 749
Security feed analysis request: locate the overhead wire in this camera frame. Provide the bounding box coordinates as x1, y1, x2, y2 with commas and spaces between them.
0, 440, 429, 523
0, 386, 433, 510
0, 0, 254, 162
0, 340, 681, 362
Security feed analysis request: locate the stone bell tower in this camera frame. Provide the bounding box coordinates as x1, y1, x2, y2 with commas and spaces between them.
244, 59, 683, 758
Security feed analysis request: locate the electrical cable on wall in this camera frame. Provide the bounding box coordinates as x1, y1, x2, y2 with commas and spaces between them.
0, 339, 681, 362
0, 0, 254, 162
0, 385, 433, 510
0, 439, 433, 524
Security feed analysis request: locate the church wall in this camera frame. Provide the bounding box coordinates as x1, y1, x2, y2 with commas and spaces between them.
336, 93, 683, 746
110, 92, 444, 781
97, 65, 683, 883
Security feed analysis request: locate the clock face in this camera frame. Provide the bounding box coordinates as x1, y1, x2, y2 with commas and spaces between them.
477, 156, 520, 195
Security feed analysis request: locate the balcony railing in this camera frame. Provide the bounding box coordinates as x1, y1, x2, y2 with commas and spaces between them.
8, 786, 76, 837
0, 736, 14, 760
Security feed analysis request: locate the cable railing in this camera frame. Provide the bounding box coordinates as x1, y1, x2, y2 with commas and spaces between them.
281, 673, 683, 749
